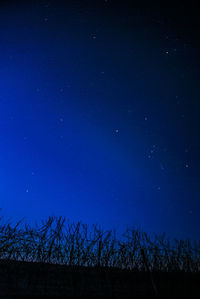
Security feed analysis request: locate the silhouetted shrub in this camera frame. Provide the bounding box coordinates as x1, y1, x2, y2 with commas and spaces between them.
0, 213, 199, 272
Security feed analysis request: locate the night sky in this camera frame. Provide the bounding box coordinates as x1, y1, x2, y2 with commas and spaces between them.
0, 1, 199, 239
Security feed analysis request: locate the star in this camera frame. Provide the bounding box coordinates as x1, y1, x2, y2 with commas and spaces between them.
159, 163, 165, 171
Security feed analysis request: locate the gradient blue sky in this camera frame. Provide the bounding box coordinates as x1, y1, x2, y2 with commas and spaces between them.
0, 1, 199, 239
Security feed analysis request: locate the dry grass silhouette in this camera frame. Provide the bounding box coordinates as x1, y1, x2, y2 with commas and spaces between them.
0, 213, 199, 272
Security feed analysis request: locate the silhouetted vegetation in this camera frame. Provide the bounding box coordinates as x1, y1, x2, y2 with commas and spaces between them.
0, 214, 199, 272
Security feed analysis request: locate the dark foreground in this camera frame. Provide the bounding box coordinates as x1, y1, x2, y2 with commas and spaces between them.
0, 259, 199, 297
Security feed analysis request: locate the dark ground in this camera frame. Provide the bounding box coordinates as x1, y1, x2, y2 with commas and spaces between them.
0, 259, 199, 297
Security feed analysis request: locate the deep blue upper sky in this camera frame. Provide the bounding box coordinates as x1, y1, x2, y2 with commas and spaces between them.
0, 1, 199, 239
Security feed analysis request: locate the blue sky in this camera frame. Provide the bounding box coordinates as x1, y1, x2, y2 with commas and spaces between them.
0, 0, 199, 239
